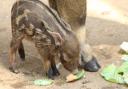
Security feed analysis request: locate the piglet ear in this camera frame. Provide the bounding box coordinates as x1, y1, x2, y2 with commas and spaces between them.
47, 30, 64, 46
41, 21, 64, 46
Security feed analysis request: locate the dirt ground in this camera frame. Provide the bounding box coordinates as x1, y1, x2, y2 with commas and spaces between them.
0, 0, 128, 89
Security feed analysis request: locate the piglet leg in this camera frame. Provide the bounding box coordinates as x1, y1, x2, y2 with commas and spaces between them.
9, 34, 24, 73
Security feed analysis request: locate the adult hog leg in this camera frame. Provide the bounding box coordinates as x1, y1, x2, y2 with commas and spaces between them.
49, 0, 100, 72
75, 26, 101, 72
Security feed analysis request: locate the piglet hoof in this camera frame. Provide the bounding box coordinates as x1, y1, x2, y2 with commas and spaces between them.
83, 57, 101, 72
53, 69, 60, 76
47, 68, 54, 80
52, 66, 60, 76
9, 66, 20, 74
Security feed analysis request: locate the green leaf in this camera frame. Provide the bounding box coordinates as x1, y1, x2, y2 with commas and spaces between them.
34, 79, 53, 86
101, 64, 125, 83
101, 64, 117, 80
76, 70, 85, 79
123, 72, 128, 84
117, 62, 128, 73
66, 70, 85, 82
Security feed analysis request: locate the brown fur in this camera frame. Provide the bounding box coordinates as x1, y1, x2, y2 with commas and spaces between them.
49, 0, 94, 63
9, 0, 80, 76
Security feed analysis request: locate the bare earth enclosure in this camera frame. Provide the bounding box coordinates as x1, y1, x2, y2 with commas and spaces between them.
0, 0, 128, 89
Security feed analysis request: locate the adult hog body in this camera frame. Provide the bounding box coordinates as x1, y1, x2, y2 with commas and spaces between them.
49, 0, 100, 72
9, 0, 80, 79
